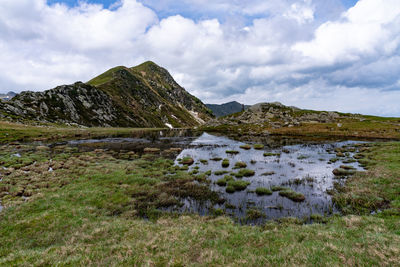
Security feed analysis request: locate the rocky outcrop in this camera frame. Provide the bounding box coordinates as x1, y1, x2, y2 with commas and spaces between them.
206, 102, 362, 129
0, 82, 119, 126
0, 62, 213, 127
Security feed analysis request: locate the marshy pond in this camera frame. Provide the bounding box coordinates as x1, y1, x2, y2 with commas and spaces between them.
62, 130, 369, 224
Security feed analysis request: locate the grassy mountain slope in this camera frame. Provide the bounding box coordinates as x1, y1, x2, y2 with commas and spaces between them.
88, 61, 213, 127
0, 62, 213, 127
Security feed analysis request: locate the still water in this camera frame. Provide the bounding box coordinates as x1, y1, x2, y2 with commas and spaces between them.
172, 133, 364, 223
66, 130, 366, 223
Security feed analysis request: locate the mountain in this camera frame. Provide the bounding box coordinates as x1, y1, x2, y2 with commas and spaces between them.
205, 102, 363, 130
206, 101, 250, 117
0, 92, 16, 101
0, 62, 213, 127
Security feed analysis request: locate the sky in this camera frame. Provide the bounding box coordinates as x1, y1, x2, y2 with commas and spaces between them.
0, 0, 400, 116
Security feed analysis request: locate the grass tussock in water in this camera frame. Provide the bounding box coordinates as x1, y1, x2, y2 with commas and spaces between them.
214, 170, 229, 176
279, 189, 306, 202
332, 168, 356, 176
199, 159, 208, 164
239, 144, 251, 150
253, 144, 265, 150
234, 161, 247, 169
232, 168, 255, 178
226, 180, 250, 191
221, 158, 230, 168
263, 152, 280, 157
216, 175, 234, 186
181, 157, 194, 165
255, 187, 273, 196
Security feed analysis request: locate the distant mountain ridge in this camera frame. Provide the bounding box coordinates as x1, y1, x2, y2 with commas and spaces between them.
206, 101, 250, 117
0, 62, 213, 127
0, 92, 16, 101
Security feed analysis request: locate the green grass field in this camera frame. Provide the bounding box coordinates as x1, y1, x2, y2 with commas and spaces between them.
0, 123, 399, 265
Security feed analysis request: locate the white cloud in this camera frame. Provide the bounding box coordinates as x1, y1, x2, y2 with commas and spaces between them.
0, 0, 399, 116
284, 0, 315, 24
0, 0, 157, 90
293, 0, 400, 64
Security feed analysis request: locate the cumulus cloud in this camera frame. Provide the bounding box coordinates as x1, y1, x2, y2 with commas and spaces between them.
293, 0, 400, 64
0, 0, 157, 90
0, 0, 399, 116
284, 0, 315, 24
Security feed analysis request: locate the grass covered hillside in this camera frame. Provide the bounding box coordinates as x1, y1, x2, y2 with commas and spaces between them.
203, 102, 400, 140
0, 62, 213, 128
87, 61, 213, 127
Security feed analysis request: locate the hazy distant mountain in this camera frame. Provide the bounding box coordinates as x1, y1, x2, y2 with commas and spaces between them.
206, 101, 250, 117
0, 62, 213, 127
0, 92, 17, 101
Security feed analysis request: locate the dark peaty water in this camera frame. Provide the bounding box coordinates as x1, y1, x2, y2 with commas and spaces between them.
172, 133, 365, 224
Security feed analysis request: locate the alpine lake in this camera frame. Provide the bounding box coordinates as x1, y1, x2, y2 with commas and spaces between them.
48, 129, 372, 225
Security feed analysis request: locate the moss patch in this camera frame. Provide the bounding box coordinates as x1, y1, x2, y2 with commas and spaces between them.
253, 144, 265, 150
234, 161, 247, 169
221, 158, 230, 168
255, 187, 273, 196
279, 189, 305, 202
227, 180, 251, 191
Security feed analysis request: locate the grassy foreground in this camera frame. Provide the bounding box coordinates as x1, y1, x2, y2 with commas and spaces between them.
0, 125, 399, 265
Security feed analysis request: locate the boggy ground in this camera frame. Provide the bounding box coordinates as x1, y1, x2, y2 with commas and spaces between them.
0, 124, 399, 266
0, 121, 165, 144
202, 116, 400, 140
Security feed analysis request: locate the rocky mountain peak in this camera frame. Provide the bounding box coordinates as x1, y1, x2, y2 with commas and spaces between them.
0, 62, 213, 127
